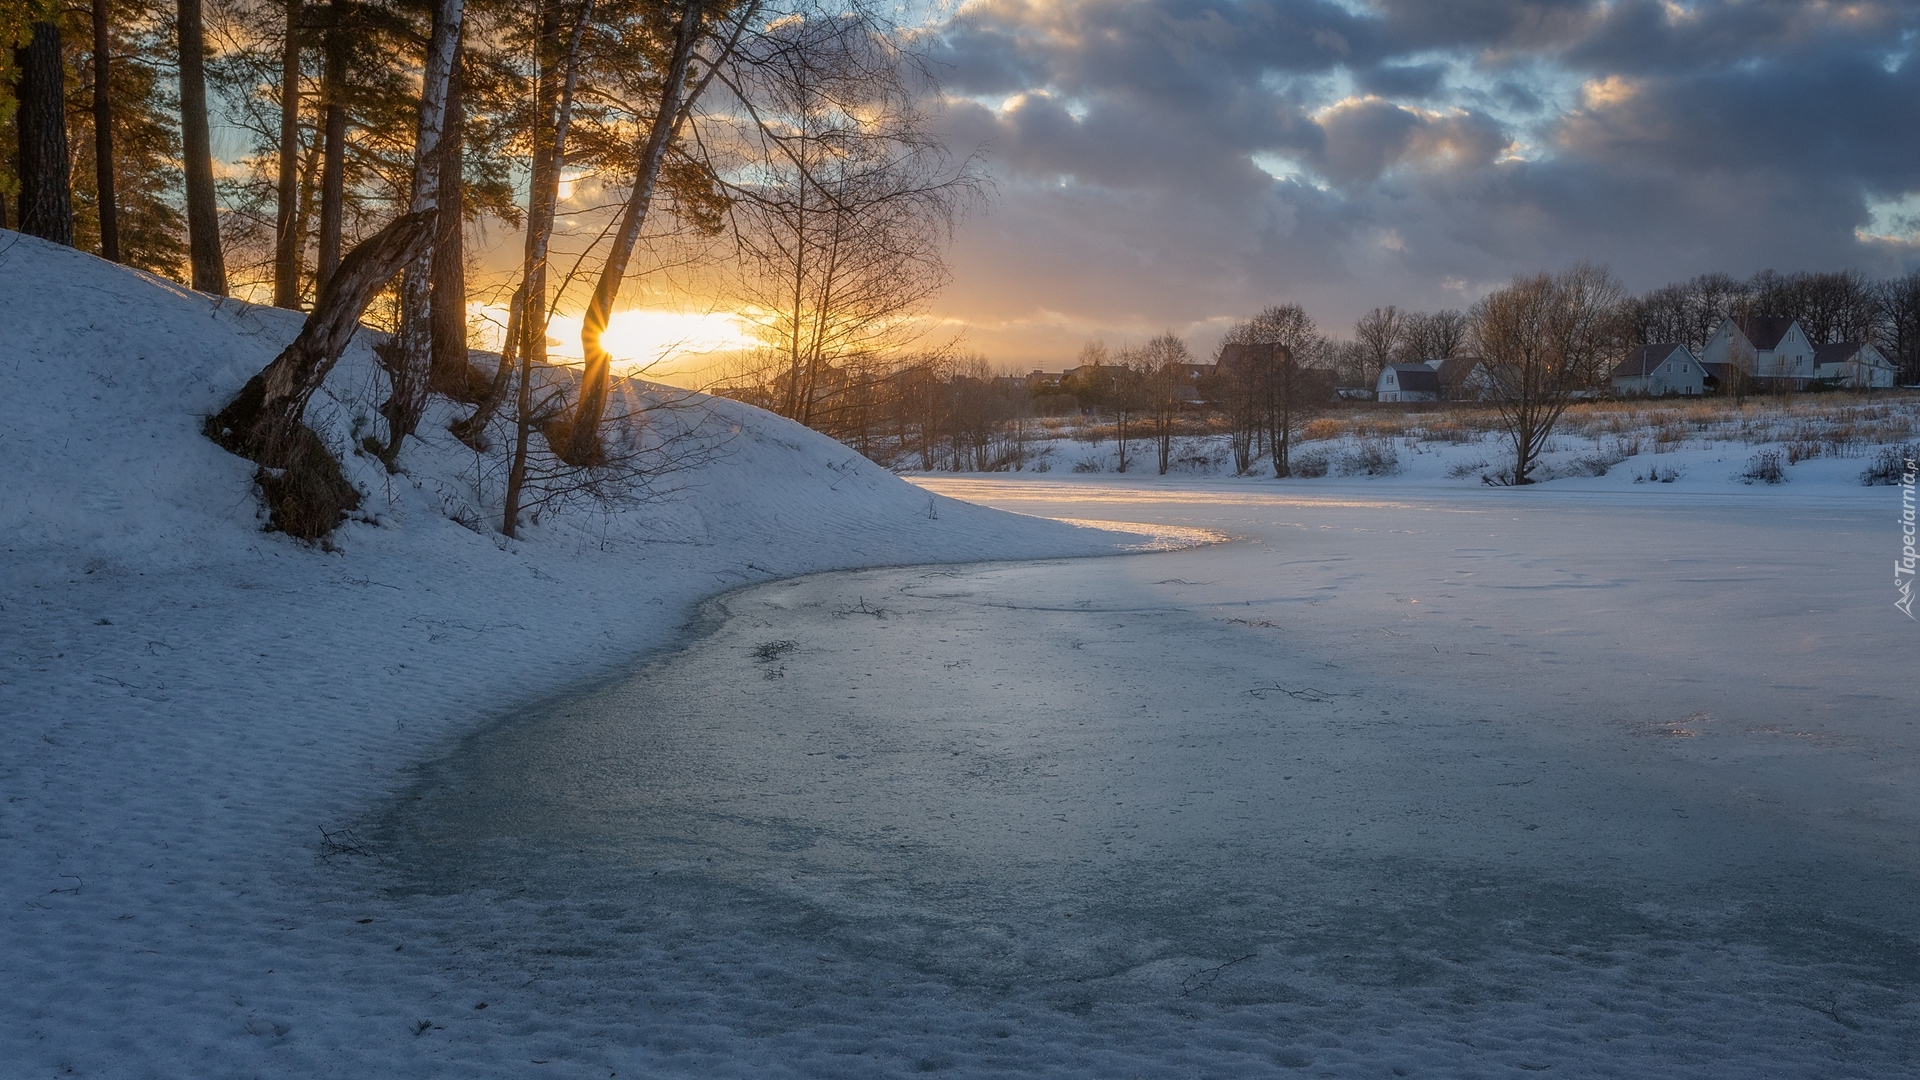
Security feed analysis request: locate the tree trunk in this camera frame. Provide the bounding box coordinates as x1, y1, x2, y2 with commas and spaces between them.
178, 0, 226, 293
91, 0, 120, 261
456, 0, 592, 442
562, 0, 708, 466
204, 210, 435, 537
377, 0, 464, 469
14, 21, 73, 246
316, 7, 347, 288
428, 50, 478, 399
271, 0, 304, 307
500, 330, 535, 537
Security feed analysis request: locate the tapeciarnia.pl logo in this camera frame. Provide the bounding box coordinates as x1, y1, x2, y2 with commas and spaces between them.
1899, 454, 1918, 619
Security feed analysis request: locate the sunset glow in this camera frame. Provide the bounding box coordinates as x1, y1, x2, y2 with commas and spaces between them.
473, 303, 758, 382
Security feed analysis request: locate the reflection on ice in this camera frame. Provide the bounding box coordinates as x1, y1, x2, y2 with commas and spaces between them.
380, 482, 1920, 1076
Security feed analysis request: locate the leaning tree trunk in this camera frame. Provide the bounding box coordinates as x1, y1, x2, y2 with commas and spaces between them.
561, 0, 707, 466
14, 21, 73, 245
377, 0, 464, 470
178, 0, 227, 294
91, 0, 120, 261
204, 211, 435, 538
272, 0, 304, 307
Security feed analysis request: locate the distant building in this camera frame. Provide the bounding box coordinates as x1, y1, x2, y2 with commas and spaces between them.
1611, 343, 1704, 397
1216, 343, 1337, 402
1431, 355, 1484, 400
1376, 362, 1440, 402
1699, 316, 1817, 389
1811, 342, 1897, 388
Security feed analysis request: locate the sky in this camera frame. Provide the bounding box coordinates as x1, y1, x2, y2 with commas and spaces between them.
908, 0, 1920, 368
366, 0, 1920, 381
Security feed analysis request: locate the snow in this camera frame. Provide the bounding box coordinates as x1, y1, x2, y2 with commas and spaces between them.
0, 230, 1137, 1076
4, 227, 1918, 1077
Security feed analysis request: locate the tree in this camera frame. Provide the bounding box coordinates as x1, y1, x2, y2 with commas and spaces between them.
177, 0, 225, 292
89, 0, 116, 260
12, 13, 72, 243
1353, 305, 1402, 387
1218, 304, 1320, 477
559, 0, 742, 465
1879, 270, 1920, 386
371, 0, 463, 469
725, 10, 978, 435
1472, 263, 1625, 486
62, 0, 182, 271
1399, 309, 1467, 363
270, 0, 302, 306
1133, 331, 1190, 475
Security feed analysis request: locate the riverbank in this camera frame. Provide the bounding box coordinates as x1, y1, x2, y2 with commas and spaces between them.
0, 230, 1139, 1077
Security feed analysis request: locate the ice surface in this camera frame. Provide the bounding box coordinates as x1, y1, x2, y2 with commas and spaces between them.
378, 478, 1920, 1077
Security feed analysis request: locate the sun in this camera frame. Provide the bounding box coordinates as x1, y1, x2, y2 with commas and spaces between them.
470, 303, 756, 383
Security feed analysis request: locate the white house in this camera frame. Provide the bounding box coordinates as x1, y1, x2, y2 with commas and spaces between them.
1699, 316, 1818, 388
1376, 363, 1440, 402
1611, 343, 1704, 397
1811, 342, 1897, 388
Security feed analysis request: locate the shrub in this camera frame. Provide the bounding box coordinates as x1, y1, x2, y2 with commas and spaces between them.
1338, 438, 1400, 477
1291, 449, 1330, 478
1741, 449, 1787, 484
1861, 444, 1917, 486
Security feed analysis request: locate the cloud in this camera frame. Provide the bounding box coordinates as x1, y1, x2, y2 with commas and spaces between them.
919, 0, 1920, 365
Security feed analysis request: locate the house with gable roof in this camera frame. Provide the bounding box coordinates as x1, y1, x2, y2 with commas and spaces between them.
1375, 362, 1440, 402
1811, 342, 1897, 388
1699, 315, 1818, 390
1611, 343, 1704, 397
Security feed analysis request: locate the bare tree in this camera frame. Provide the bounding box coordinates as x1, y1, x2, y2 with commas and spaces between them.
1219, 304, 1320, 477
1880, 270, 1920, 386
722, 11, 977, 434
1399, 309, 1467, 363
1472, 263, 1625, 486
1134, 331, 1191, 475
1353, 305, 1403, 387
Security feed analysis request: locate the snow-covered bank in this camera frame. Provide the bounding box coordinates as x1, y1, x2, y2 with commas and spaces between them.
0, 230, 1139, 1076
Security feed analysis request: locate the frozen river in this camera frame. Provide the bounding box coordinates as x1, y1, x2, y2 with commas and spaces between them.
380, 478, 1920, 1077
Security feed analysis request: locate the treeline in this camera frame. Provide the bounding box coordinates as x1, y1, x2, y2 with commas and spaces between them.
744, 261, 1918, 486
3, 0, 971, 537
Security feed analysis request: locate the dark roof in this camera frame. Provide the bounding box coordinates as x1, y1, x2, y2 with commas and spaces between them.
1732, 316, 1796, 351
1383, 363, 1440, 392
1813, 342, 1875, 366
1432, 355, 1479, 388
1610, 343, 1688, 380
1216, 341, 1292, 374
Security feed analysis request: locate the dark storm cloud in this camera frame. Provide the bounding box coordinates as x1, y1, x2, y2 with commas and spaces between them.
924, 0, 1920, 363
1357, 61, 1448, 99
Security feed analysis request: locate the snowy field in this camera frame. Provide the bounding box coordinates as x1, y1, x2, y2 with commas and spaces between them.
4, 229, 1919, 1077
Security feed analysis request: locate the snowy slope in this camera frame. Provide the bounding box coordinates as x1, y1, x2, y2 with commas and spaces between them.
0, 229, 1147, 1077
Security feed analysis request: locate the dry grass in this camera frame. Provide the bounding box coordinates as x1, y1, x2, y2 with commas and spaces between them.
1041, 392, 1920, 459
